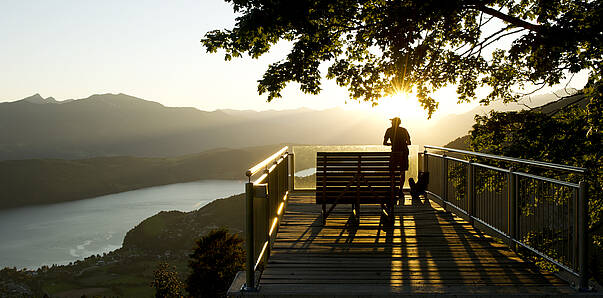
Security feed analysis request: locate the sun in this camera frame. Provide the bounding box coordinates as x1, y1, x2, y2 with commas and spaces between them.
373, 92, 427, 120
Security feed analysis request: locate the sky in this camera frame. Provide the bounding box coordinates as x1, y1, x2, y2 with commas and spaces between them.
0, 0, 589, 118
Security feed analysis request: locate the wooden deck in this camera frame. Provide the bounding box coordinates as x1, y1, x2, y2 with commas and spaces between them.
232, 192, 581, 297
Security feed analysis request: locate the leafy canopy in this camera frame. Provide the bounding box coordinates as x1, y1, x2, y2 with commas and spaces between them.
203, 0, 601, 117
186, 228, 245, 298
150, 262, 184, 298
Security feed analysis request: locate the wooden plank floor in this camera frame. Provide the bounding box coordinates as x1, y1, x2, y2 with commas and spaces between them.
253, 192, 577, 297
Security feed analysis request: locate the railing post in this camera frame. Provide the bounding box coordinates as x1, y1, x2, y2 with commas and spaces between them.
243, 182, 255, 291
288, 153, 295, 192
573, 187, 579, 273
508, 168, 517, 250
578, 180, 589, 291
467, 161, 474, 222
423, 149, 428, 172
442, 154, 448, 211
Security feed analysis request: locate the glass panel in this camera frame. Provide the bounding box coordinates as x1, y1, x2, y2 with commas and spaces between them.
291, 145, 419, 189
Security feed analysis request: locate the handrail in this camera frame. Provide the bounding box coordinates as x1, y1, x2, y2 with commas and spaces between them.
242, 146, 293, 292
424, 145, 585, 174
246, 146, 288, 179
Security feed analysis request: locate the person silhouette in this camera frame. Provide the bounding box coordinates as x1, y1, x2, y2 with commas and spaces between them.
383, 117, 411, 200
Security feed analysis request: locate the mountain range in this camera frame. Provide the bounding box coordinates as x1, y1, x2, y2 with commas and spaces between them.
0, 92, 569, 160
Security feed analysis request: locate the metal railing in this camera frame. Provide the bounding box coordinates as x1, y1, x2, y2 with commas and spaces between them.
243, 146, 293, 291
422, 145, 589, 290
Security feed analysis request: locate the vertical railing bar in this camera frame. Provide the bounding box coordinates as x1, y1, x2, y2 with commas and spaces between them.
423, 151, 428, 194
548, 183, 552, 263
509, 168, 516, 250
538, 181, 548, 255
547, 183, 551, 260
489, 172, 492, 226
494, 172, 497, 229
532, 179, 535, 250
565, 188, 569, 268
557, 187, 569, 266
267, 165, 275, 264
573, 185, 578, 270
498, 172, 501, 230
517, 176, 521, 243
560, 185, 564, 265
244, 182, 255, 290
491, 171, 494, 229
558, 184, 561, 263
493, 170, 495, 227
503, 171, 507, 232
442, 154, 448, 211
495, 172, 498, 228
547, 183, 550, 262
550, 184, 553, 246
516, 175, 520, 249
528, 179, 531, 248
482, 168, 486, 222
356, 154, 361, 219
501, 171, 505, 233
289, 153, 295, 192
578, 181, 589, 290
467, 161, 474, 223
563, 185, 567, 266
540, 180, 544, 255
479, 169, 488, 220
489, 172, 492, 227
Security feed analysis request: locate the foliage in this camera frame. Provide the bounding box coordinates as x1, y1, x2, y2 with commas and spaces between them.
0, 267, 44, 297
124, 194, 245, 253
186, 228, 245, 298
202, 0, 601, 117
469, 92, 602, 283
151, 262, 184, 298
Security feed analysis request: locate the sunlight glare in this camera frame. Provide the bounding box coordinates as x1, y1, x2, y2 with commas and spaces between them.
374, 92, 428, 120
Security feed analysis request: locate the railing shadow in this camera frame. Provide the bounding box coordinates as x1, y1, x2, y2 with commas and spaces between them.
290, 212, 324, 250
419, 195, 559, 288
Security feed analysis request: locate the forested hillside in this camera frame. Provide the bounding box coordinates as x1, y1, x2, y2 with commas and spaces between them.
0, 145, 278, 209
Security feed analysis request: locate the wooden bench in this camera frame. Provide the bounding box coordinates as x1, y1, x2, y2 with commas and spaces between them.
315, 152, 403, 224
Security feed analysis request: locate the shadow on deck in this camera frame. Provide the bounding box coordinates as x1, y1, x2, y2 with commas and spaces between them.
230, 192, 581, 297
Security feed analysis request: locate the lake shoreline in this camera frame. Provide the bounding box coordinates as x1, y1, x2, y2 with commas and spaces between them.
0, 180, 244, 270
0, 191, 247, 297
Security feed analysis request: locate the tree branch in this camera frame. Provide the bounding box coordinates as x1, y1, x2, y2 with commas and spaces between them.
468, 5, 541, 32
459, 25, 518, 58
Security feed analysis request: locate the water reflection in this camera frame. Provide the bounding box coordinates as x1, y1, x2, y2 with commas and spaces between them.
0, 180, 243, 269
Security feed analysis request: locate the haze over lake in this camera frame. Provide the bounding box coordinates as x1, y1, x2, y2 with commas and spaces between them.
0, 180, 243, 269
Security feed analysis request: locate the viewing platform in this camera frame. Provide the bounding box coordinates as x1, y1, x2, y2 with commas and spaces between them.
257, 192, 573, 296
229, 145, 595, 297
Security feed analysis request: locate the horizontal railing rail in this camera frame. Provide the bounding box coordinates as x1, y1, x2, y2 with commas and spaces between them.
424, 145, 586, 174
423, 146, 589, 290
243, 146, 293, 291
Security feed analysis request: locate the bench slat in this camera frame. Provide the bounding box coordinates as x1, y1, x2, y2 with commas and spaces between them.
316, 152, 406, 224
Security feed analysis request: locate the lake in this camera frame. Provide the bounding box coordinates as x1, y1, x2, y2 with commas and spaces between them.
0, 180, 244, 270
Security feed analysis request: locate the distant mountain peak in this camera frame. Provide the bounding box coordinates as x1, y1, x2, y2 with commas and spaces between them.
18, 94, 58, 104
79, 93, 164, 107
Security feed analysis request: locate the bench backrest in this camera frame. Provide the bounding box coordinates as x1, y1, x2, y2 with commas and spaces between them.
316, 152, 402, 204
